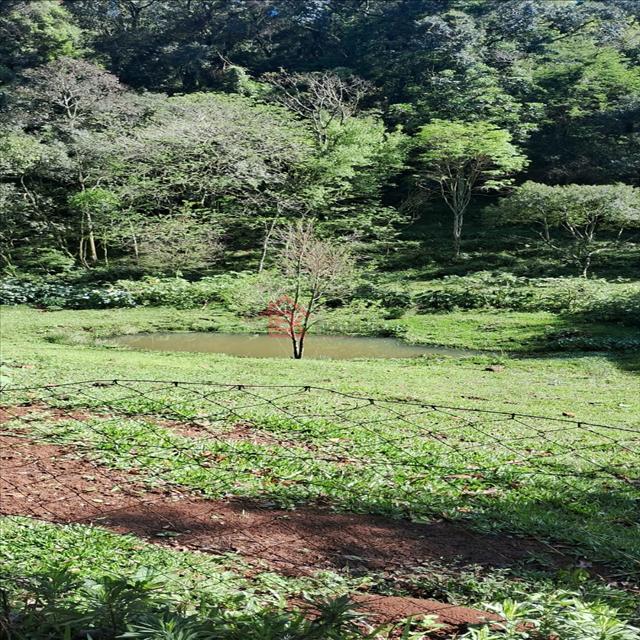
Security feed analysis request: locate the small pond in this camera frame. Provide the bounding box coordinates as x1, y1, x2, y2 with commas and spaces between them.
111, 332, 479, 360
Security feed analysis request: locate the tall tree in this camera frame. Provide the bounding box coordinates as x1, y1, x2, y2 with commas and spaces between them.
264, 71, 373, 148
0, 1, 80, 84
1, 58, 150, 267
108, 92, 314, 253
528, 42, 640, 183
416, 120, 527, 257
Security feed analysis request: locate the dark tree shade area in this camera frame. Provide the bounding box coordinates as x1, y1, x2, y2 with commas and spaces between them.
1, 0, 639, 276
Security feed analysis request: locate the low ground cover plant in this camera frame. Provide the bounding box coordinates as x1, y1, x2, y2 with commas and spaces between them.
0, 518, 374, 640
0, 278, 136, 309
3, 273, 638, 329
1, 391, 638, 640
413, 273, 640, 326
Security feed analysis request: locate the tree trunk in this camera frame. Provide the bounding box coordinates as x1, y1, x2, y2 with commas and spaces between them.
291, 334, 302, 359
452, 209, 464, 258
79, 217, 88, 268
442, 176, 469, 259
295, 332, 306, 359
258, 216, 278, 273
79, 237, 87, 268
103, 233, 109, 267
85, 211, 98, 264
581, 254, 592, 278
129, 220, 140, 261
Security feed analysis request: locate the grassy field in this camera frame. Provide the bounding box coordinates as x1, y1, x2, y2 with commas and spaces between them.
1, 304, 639, 638
2, 305, 639, 423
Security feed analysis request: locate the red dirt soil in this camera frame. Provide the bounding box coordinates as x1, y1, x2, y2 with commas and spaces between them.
352, 595, 499, 627
1, 431, 545, 631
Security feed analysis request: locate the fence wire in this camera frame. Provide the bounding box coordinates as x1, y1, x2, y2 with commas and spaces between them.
1, 379, 639, 615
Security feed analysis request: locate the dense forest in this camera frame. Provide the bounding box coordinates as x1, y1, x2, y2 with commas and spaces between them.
1, 0, 639, 279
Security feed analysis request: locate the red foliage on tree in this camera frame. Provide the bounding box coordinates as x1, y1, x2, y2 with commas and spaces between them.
262, 295, 307, 339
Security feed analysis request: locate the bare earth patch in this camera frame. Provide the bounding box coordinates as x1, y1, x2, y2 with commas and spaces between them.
1, 418, 557, 631
351, 594, 500, 627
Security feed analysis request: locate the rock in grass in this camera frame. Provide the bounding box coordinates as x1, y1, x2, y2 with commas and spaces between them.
484, 364, 505, 372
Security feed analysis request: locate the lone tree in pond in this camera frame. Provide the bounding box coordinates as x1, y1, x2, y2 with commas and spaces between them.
266, 221, 353, 359
416, 120, 527, 257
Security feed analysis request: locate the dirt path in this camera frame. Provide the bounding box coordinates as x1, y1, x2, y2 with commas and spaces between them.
0, 434, 553, 571
2, 432, 557, 630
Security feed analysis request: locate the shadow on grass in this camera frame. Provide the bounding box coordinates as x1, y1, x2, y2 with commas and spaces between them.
392, 205, 640, 280
519, 320, 640, 375
97, 498, 564, 575
609, 350, 640, 373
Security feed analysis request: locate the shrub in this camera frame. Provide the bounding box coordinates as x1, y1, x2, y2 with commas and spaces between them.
115, 276, 226, 309
0, 278, 136, 309
3, 271, 637, 328
414, 272, 536, 312
8, 247, 76, 274
0, 278, 36, 304
414, 272, 640, 326
584, 286, 640, 326
0, 273, 280, 312
114, 272, 278, 313
352, 281, 413, 310
214, 271, 284, 316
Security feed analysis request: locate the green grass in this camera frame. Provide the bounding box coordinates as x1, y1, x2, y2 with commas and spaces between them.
1, 304, 639, 637
2, 517, 637, 639
16, 406, 638, 568
399, 310, 634, 351
2, 305, 638, 424
0, 517, 371, 639
0, 517, 348, 609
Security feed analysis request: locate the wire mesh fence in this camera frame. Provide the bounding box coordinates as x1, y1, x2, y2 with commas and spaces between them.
1, 378, 639, 632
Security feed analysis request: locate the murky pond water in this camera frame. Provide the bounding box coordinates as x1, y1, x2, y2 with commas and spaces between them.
111, 332, 478, 360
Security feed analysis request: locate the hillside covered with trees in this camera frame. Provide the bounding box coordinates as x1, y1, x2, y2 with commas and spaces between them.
1, 0, 639, 281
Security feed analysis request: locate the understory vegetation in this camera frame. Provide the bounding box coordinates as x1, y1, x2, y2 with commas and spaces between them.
3, 517, 636, 640
2, 270, 639, 322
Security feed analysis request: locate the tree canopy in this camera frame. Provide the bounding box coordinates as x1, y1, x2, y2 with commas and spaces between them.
1, 0, 639, 275
489, 182, 640, 275
417, 120, 528, 255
